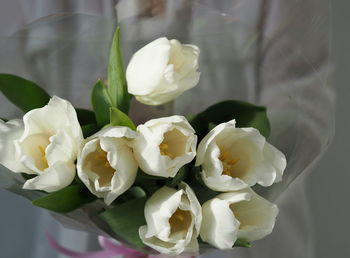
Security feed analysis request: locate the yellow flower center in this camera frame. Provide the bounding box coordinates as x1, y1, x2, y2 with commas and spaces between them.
96, 151, 114, 170
169, 208, 192, 235
84, 145, 115, 187
159, 143, 174, 159
219, 149, 244, 178
159, 128, 188, 160
38, 145, 49, 170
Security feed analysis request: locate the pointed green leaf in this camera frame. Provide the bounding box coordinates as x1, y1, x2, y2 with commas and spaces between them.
100, 197, 147, 247
107, 27, 131, 113
109, 107, 136, 130
91, 80, 112, 126
75, 108, 97, 126
190, 100, 271, 139
0, 74, 50, 112
32, 185, 95, 213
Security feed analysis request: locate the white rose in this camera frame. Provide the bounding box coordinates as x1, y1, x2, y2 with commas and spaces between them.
8, 96, 83, 192
77, 126, 138, 205
200, 188, 279, 249
139, 183, 201, 255
196, 120, 286, 192
126, 37, 200, 105
133, 115, 197, 178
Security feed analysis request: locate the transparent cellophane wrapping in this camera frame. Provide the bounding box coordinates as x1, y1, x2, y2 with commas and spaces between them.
0, 0, 334, 256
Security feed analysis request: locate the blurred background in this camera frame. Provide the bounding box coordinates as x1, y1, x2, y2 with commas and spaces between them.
0, 0, 349, 257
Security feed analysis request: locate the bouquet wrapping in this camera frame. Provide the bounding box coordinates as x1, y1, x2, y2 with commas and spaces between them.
0, 1, 333, 256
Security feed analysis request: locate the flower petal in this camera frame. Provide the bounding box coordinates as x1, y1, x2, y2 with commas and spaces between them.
144, 186, 183, 239
23, 162, 76, 192
263, 142, 287, 182
0, 119, 29, 173
127, 37, 171, 95
77, 126, 138, 205
200, 198, 239, 249
218, 189, 279, 242
133, 116, 197, 178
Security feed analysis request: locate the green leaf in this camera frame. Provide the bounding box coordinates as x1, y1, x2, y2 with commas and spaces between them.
234, 238, 252, 248
21, 173, 36, 181
0, 74, 50, 112
100, 197, 147, 247
190, 100, 271, 139
134, 170, 165, 196
107, 27, 131, 113
186, 167, 219, 204
166, 167, 188, 187
109, 107, 136, 130
91, 80, 113, 126
81, 123, 101, 138
32, 185, 95, 213
0, 117, 8, 122
127, 186, 146, 198
75, 108, 97, 126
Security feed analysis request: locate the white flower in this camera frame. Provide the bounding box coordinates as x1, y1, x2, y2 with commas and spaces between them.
200, 188, 279, 249
9, 96, 83, 192
133, 115, 197, 178
0, 119, 28, 172
139, 183, 201, 255
126, 37, 200, 105
77, 126, 138, 205
196, 120, 286, 192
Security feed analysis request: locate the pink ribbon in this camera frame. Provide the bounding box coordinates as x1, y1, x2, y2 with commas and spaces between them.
45, 231, 196, 258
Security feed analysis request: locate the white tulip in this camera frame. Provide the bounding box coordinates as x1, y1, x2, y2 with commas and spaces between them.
196, 120, 286, 192
139, 183, 201, 255
77, 126, 138, 205
5, 96, 84, 192
133, 115, 197, 178
0, 119, 28, 172
126, 37, 200, 105
200, 188, 279, 249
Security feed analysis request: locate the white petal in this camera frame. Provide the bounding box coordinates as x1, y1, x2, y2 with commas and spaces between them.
0, 119, 29, 173
133, 116, 196, 177
77, 127, 138, 205
218, 189, 279, 242
46, 129, 76, 166
127, 37, 171, 95
127, 38, 200, 106
91, 126, 138, 139
203, 174, 249, 192
21, 96, 82, 143
139, 225, 182, 255
101, 137, 138, 205
142, 115, 194, 129
76, 138, 102, 196
139, 184, 201, 255
23, 162, 76, 192
197, 121, 286, 191
195, 120, 236, 166
263, 142, 287, 182
180, 183, 202, 234
184, 235, 199, 254
200, 198, 239, 249
143, 187, 183, 239
200, 140, 249, 191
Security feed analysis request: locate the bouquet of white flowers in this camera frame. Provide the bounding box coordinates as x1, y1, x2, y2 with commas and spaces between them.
0, 27, 287, 257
